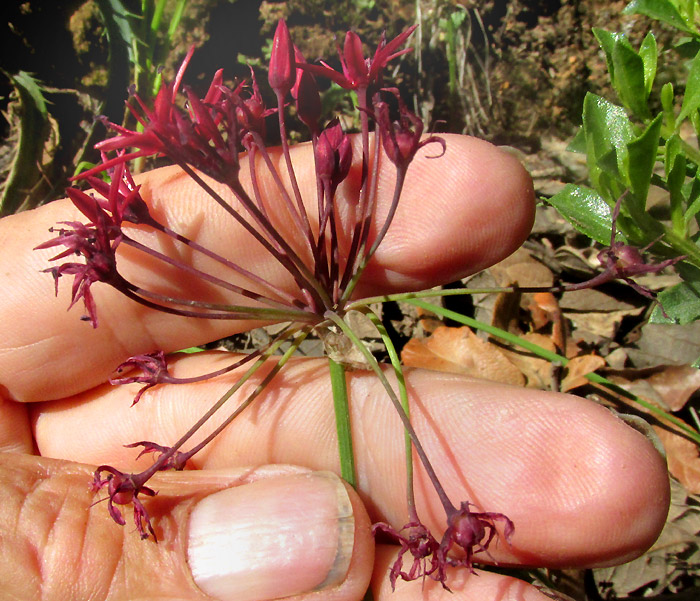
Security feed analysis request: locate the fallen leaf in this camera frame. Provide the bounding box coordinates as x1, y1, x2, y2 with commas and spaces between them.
603, 365, 700, 411
500, 332, 581, 390
401, 326, 525, 386
626, 321, 700, 368
561, 354, 606, 392
655, 428, 700, 494
489, 247, 554, 288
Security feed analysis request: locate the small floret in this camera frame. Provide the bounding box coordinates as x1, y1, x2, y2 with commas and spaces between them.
92, 466, 158, 540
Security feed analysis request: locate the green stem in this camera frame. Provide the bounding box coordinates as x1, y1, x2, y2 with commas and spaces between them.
405, 298, 700, 445
362, 310, 414, 511
325, 311, 455, 515
662, 224, 700, 268
329, 357, 357, 488
347, 286, 521, 309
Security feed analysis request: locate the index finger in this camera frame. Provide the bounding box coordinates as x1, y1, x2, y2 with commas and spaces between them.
0, 135, 533, 402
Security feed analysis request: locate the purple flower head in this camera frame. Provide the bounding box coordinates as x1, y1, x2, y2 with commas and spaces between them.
301, 25, 417, 91
111, 350, 170, 405
35, 200, 123, 327
372, 520, 440, 590
437, 502, 515, 580
315, 119, 353, 192
124, 440, 190, 471
92, 466, 157, 540
375, 91, 446, 168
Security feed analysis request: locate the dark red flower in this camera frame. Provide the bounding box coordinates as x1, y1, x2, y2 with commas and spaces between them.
373, 502, 514, 590
375, 92, 445, 168
292, 47, 321, 133
124, 440, 190, 471
73, 156, 156, 227
268, 19, 296, 96
436, 502, 514, 583
36, 200, 123, 327
563, 195, 685, 315
235, 68, 275, 141
315, 120, 352, 192
301, 26, 417, 90
372, 520, 440, 590
81, 46, 243, 185
92, 466, 158, 540
111, 350, 170, 405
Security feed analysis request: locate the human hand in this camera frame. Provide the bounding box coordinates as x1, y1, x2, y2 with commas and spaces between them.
0, 136, 668, 600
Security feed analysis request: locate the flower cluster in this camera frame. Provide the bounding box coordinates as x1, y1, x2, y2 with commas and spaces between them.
39, 19, 513, 586
561, 194, 685, 315
374, 502, 514, 589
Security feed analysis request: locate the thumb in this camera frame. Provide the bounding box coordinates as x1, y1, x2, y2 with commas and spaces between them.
0, 454, 373, 601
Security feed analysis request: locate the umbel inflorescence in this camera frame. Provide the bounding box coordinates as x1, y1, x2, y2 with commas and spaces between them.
38, 20, 513, 588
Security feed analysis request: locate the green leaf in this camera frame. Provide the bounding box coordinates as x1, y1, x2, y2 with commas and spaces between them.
624, 0, 694, 35
593, 28, 625, 85
548, 184, 613, 245
651, 279, 700, 324
176, 346, 206, 354
612, 37, 651, 118
674, 37, 700, 58
678, 50, 700, 123
661, 81, 676, 127
0, 71, 50, 216
626, 113, 663, 210
639, 32, 658, 95
666, 134, 687, 233
582, 93, 634, 190
95, 0, 138, 62
567, 127, 586, 153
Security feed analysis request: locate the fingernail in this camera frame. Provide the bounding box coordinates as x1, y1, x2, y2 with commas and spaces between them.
187, 472, 354, 601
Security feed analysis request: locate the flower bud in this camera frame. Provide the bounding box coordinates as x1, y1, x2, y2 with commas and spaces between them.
268, 20, 296, 96
315, 120, 352, 190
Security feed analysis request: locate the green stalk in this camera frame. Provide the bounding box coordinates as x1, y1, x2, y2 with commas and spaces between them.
325, 312, 455, 515
329, 357, 356, 488
404, 298, 700, 445
362, 310, 414, 508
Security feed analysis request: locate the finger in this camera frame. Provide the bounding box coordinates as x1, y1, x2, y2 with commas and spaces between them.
0, 454, 373, 601
33, 352, 669, 568
0, 395, 32, 453
372, 545, 552, 601
0, 134, 533, 403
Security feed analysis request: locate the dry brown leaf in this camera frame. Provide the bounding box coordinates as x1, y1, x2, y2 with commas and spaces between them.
645, 365, 700, 410
489, 247, 554, 288
500, 332, 581, 389
655, 427, 700, 494
561, 354, 606, 392
604, 365, 700, 411
401, 326, 525, 386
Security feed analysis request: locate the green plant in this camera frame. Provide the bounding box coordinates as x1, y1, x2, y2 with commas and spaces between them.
548, 0, 700, 333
